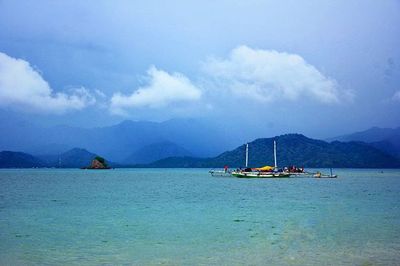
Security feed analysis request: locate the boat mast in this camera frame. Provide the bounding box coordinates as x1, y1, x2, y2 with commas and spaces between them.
245, 143, 249, 168
274, 140, 277, 169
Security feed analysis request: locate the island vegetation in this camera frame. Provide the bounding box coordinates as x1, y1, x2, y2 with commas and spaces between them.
81, 156, 111, 169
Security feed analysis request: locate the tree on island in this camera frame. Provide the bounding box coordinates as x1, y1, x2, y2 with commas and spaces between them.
94, 156, 108, 167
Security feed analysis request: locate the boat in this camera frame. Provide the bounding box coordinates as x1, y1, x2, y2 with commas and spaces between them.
313, 172, 338, 178
313, 168, 338, 178
286, 165, 307, 175
209, 165, 232, 177
231, 140, 291, 178
209, 169, 232, 177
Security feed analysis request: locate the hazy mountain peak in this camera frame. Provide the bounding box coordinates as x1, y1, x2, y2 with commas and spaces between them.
124, 141, 192, 164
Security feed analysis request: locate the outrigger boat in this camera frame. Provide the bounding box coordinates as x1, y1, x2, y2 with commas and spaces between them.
231, 140, 291, 178
209, 165, 232, 177
209, 169, 232, 177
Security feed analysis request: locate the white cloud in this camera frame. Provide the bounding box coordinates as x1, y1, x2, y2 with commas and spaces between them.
110, 66, 202, 115
202, 45, 349, 103
392, 90, 400, 102
94, 89, 107, 98
0, 52, 95, 113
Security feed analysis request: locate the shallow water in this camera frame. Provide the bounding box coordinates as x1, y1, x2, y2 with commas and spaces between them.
0, 168, 399, 265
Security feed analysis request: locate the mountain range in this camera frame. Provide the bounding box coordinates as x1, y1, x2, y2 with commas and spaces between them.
1, 118, 399, 168
1, 133, 399, 168
0, 148, 101, 168
37, 148, 101, 168
329, 127, 400, 158
144, 134, 400, 168
0, 118, 241, 162
0, 151, 45, 168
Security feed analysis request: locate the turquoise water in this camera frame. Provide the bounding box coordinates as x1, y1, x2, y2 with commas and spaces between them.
0, 168, 400, 265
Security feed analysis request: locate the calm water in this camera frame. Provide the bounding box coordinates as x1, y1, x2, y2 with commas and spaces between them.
0, 168, 399, 265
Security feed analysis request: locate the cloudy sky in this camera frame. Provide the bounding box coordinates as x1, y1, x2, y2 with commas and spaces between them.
0, 0, 399, 138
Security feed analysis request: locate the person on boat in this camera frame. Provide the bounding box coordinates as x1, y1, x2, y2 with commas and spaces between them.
224, 165, 228, 173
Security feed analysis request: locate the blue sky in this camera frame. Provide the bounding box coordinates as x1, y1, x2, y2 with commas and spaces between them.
0, 0, 399, 138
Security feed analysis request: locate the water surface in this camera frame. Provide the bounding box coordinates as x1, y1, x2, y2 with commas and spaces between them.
0, 168, 399, 265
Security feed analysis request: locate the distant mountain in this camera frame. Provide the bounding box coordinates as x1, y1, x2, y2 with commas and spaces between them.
2, 134, 399, 168
330, 126, 400, 142
143, 156, 211, 168
0, 151, 45, 168
28, 143, 73, 156
330, 127, 400, 158
369, 139, 400, 159
145, 134, 400, 168
124, 141, 192, 164
39, 148, 99, 168
0, 118, 240, 162
0, 148, 112, 168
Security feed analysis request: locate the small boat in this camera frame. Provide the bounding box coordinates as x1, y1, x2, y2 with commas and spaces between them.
209, 169, 232, 177
313, 169, 338, 178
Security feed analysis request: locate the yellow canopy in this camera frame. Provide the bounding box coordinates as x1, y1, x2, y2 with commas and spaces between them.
254, 165, 274, 171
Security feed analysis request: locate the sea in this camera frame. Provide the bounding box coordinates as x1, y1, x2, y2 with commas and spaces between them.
0, 168, 399, 265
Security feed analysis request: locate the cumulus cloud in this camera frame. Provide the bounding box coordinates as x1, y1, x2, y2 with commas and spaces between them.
202, 45, 348, 103
0, 52, 95, 113
110, 66, 202, 115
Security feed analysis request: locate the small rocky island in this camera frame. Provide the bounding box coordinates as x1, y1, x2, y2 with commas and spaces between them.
82, 156, 111, 169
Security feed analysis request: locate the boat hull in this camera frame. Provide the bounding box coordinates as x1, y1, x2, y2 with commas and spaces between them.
231, 172, 291, 178
314, 174, 338, 178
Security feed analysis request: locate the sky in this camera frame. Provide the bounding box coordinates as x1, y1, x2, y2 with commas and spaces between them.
0, 0, 399, 139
